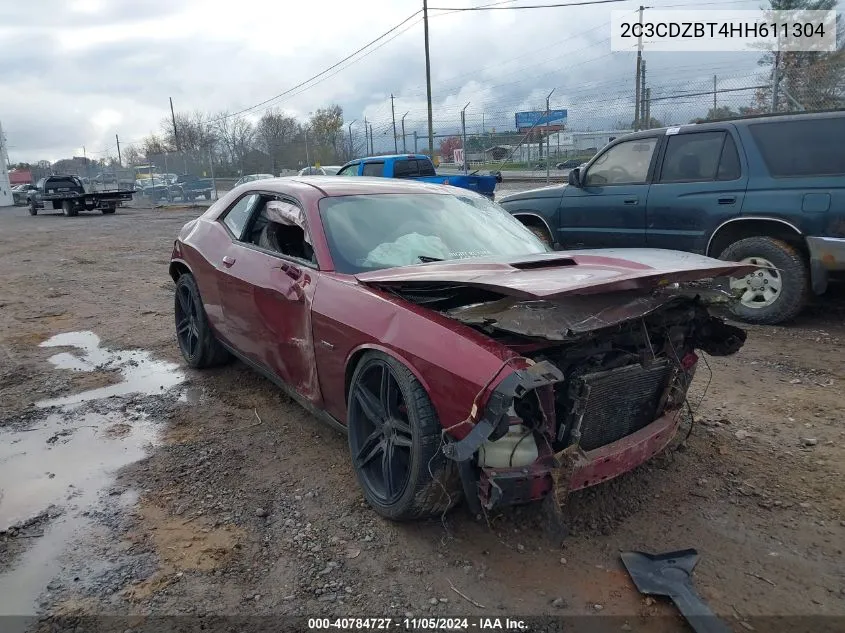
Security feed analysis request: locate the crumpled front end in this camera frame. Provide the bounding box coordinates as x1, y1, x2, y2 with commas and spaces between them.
440, 289, 746, 512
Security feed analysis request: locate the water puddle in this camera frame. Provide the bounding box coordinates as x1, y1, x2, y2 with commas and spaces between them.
36, 331, 184, 409
0, 331, 187, 617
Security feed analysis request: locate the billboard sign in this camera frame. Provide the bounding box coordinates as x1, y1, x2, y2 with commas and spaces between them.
515, 109, 568, 130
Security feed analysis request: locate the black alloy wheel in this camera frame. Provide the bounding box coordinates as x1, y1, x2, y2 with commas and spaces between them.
347, 351, 461, 521
174, 273, 230, 368
349, 358, 414, 505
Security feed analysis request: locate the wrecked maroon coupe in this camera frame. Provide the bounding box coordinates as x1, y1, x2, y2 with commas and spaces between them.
169, 177, 753, 521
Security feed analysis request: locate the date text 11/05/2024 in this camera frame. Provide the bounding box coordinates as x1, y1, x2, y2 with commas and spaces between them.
307, 617, 528, 631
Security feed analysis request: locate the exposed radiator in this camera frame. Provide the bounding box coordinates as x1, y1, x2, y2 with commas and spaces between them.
569, 360, 674, 452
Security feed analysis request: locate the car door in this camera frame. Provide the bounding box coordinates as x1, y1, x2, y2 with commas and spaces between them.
559, 136, 659, 248
216, 193, 322, 402
646, 129, 747, 254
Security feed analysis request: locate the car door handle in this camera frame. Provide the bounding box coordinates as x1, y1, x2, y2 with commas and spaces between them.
222, 255, 236, 267
279, 262, 302, 281
623, 197, 639, 205
718, 196, 737, 205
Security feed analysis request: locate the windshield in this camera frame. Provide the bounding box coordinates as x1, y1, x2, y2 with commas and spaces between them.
319, 192, 549, 274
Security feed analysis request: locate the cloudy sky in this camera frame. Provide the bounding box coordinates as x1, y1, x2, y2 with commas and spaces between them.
1, 0, 782, 163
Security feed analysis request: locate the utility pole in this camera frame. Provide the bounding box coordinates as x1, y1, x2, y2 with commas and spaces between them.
460, 102, 470, 175
640, 59, 647, 128
546, 88, 554, 184
348, 120, 356, 160
423, 0, 434, 157
401, 112, 409, 153
391, 95, 399, 153
645, 88, 651, 126
169, 97, 179, 151
363, 117, 368, 154
369, 123, 374, 154
634, 5, 644, 130
304, 126, 310, 168
414, 131, 418, 153
115, 134, 122, 166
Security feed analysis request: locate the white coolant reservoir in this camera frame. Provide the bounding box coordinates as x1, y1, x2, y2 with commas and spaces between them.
478, 424, 539, 469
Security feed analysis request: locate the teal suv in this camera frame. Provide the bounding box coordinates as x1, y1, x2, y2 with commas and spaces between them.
499, 111, 845, 324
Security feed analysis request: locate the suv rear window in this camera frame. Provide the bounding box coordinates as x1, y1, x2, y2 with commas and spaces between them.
749, 117, 845, 177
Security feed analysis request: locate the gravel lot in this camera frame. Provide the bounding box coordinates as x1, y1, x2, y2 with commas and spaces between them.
0, 197, 843, 632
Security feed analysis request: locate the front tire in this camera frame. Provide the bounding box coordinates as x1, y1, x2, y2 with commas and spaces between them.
174, 273, 231, 368
719, 236, 809, 324
62, 200, 78, 217
28, 200, 38, 215
347, 351, 460, 521
101, 205, 116, 214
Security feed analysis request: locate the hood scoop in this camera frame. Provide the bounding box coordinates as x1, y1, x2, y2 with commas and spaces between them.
510, 257, 577, 270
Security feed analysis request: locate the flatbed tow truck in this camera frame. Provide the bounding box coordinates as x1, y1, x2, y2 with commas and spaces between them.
28, 175, 135, 216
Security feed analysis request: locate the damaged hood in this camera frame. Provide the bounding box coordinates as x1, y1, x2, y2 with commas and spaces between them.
355, 248, 758, 300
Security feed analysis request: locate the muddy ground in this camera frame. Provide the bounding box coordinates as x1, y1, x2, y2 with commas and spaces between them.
0, 198, 843, 633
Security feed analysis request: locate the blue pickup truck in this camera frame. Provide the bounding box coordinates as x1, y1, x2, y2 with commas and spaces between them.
498, 111, 845, 325
336, 154, 501, 199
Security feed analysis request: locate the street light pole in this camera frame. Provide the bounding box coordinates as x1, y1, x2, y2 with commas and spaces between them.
304, 127, 310, 169
401, 112, 409, 153
390, 94, 398, 154
460, 102, 470, 175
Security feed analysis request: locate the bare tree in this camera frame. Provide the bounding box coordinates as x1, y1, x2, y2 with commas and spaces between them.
256, 109, 300, 172
141, 134, 167, 158
754, 0, 844, 111
122, 145, 144, 166
309, 105, 344, 163
214, 112, 256, 174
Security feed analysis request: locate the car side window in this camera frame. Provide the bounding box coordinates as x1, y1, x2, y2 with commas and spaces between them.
337, 164, 359, 177
717, 134, 741, 181
246, 197, 316, 266
362, 162, 384, 177
222, 193, 260, 239
584, 138, 657, 186
659, 132, 726, 183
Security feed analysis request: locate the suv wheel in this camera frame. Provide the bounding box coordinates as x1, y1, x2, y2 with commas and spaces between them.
719, 236, 809, 325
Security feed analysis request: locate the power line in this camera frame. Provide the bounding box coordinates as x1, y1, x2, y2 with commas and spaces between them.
207, 10, 422, 124
430, 0, 629, 9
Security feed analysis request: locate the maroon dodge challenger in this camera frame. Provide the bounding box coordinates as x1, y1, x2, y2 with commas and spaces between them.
169, 177, 753, 521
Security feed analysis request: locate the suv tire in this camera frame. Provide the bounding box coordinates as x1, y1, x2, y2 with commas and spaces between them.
719, 236, 809, 325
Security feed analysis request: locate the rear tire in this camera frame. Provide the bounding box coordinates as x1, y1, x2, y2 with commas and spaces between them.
204, 192, 212, 200
28, 200, 37, 216
101, 206, 116, 214
62, 200, 78, 217
719, 236, 809, 325
347, 351, 460, 521
174, 273, 231, 368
